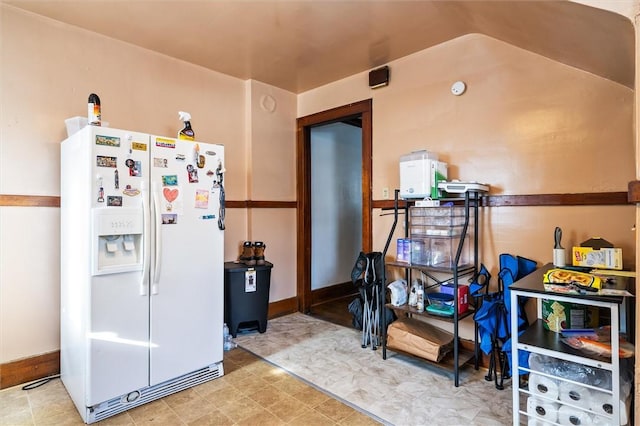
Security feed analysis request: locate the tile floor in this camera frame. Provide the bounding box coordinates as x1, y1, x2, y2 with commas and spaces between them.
235, 313, 513, 425
0, 348, 380, 425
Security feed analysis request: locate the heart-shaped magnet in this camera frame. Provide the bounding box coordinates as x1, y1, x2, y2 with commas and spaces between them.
163, 188, 179, 203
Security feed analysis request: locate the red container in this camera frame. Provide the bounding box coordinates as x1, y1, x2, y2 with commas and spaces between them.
441, 283, 469, 314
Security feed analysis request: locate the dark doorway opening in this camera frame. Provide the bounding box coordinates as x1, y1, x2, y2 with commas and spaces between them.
296, 99, 373, 317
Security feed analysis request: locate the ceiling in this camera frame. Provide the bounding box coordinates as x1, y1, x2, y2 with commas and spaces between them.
3, 1, 636, 93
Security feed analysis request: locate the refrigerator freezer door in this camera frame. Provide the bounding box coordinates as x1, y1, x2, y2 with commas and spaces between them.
87, 273, 150, 405
87, 127, 151, 405
149, 136, 224, 385
61, 126, 152, 407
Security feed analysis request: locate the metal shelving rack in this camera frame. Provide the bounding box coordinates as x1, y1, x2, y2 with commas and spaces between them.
509, 264, 634, 425
380, 188, 484, 387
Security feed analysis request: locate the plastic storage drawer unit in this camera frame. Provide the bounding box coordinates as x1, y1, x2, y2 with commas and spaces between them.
224, 261, 273, 338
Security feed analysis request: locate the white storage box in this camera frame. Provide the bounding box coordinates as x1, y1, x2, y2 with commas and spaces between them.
65, 116, 109, 137
399, 150, 438, 199
65, 116, 88, 137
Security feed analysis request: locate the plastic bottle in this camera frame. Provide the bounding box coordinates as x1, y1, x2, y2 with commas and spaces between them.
223, 323, 235, 351
178, 111, 195, 140
88, 93, 101, 126
416, 283, 424, 313
408, 280, 418, 307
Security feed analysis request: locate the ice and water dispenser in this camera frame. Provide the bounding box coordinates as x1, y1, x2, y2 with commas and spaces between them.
92, 208, 143, 275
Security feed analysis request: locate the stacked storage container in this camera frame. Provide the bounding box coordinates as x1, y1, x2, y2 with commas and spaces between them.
408, 206, 473, 268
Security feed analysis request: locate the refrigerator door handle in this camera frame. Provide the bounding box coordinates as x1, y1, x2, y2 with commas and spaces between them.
140, 182, 150, 296
151, 182, 162, 294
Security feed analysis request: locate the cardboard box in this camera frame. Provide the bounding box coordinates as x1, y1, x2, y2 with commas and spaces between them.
572, 246, 623, 270
430, 160, 448, 199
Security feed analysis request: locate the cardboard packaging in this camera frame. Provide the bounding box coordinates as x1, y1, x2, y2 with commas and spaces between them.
572, 237, 623, 270
430, 160, 448, 199
541, 299, 599, 332
386, 317, 453, 362
396, 238, 410, 263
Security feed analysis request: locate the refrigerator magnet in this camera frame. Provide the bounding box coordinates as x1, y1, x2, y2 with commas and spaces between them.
162, 175, 178, 186
163, 187, 179, 203
155, 137, 175, 149
125, 159, 142, 177
131, 141, 147, 151
107, 196, 122, 207
123, 185, 140, 197
161, 214, 177, 224
192, 143, 200, 164
162, 187, 182, 214
195, 189, 209, 209
153, 158, 168, 168
187, 165, 199, 183
97, 155, 117, 168
95, 135, 120, 147
97, 177, 104, 202
197, 155, 205, 168
175, 154, 186, 161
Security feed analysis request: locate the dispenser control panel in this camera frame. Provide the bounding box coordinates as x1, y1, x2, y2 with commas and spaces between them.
92, 208, 144, 276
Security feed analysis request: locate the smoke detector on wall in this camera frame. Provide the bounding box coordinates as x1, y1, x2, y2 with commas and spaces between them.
451, 81, 466, 96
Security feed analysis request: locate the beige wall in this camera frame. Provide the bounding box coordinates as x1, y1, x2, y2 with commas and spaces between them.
0, 6, 298, 363
300, 34, 635, 276
244, 80, 298, 301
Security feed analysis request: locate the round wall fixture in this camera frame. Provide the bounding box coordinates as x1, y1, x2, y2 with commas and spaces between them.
260, 95, 277, 113
451, 81, 466, 96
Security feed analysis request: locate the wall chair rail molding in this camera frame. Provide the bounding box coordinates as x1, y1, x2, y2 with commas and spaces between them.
0, 195, 60, 207
0, 196, 296, 209
374, 191, 630, 210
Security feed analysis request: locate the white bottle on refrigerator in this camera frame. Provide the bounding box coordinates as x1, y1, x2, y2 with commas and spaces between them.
61, 125, 225, 423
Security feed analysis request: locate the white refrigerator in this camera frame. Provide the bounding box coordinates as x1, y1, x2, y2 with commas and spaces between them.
60, 125, 225, 423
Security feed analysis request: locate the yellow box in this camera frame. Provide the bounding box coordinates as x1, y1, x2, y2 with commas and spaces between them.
572, 246, 623, 270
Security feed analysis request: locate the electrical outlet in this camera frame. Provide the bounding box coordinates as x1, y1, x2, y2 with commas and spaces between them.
382, 188, 389, 199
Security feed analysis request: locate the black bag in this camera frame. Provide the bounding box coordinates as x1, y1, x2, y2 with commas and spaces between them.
348, 297, 364, 330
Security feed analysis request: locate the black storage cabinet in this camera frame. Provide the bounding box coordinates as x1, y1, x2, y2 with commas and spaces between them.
224, 261, 273, 337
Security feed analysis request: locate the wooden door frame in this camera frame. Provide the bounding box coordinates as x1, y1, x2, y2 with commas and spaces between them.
296, 99, 373, 313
